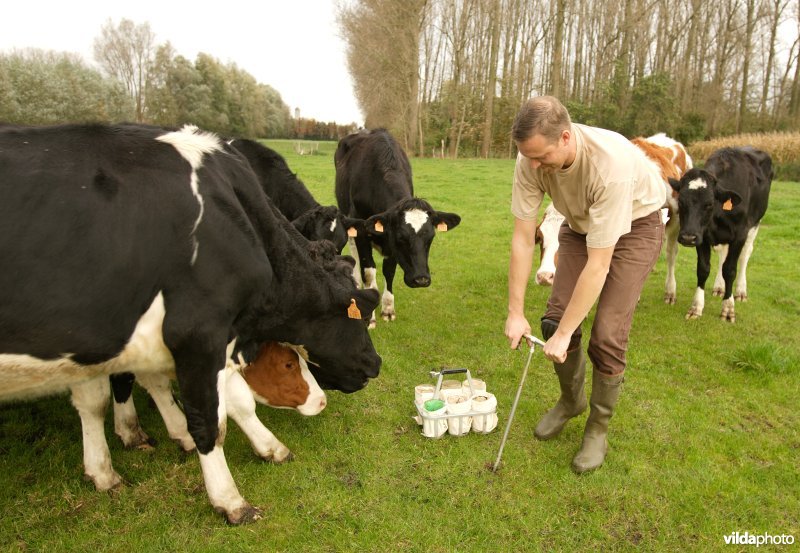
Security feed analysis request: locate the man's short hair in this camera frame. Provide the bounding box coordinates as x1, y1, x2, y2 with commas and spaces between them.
511, 96, 571, 143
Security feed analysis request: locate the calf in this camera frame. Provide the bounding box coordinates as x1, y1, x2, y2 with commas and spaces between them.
668, 147, 773, 322
230, 138, 359, 253
335, 129, 461, 327
629, 135, 693, 304
114, 342, 326, 461
0, 123, 380, 524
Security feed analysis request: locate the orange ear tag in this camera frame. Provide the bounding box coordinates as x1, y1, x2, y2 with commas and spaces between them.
722, 199, 733, 211
374, 221, 384, 232
347, 299, 362, 319
436, 222, 448, 232
347, 227, 358, 237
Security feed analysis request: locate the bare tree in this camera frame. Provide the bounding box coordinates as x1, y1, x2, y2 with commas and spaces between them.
93, 19, 156, 123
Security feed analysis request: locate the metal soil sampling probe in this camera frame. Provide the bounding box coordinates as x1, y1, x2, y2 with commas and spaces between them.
491, 334, 546, 473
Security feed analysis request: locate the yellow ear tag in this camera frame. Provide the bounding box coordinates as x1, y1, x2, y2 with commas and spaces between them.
722, 199, 733, 211
347, 299, 362, 320
436, 222, 448, 232
374, 221, 384, 232
347, 227, 358, 237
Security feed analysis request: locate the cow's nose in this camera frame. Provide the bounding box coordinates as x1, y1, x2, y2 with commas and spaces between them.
679, 233, 697, 246
535, 271, 554, 286
413, 275, 431, 287
318, 396, 327, 410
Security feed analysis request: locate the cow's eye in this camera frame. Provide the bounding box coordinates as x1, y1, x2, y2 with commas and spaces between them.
284, 362, 295, 371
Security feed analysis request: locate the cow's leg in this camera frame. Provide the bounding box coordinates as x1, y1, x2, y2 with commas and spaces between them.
686, 243, 712, 320
664, 217, 679, 304
381, 256, 397, 322
225, 369, 293, 463
70, 377, 123, 491
712, 244, 728, 296
167, 326, 260, 525
110, 373, 154, 450
135, 372, 197, 452
353, 234, 379, 328
720, 240, 745, 323
734, 226, 758, 301
347, 236, 364, 288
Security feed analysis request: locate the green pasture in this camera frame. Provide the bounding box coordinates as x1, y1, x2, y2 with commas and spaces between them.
1, 140, 797, 551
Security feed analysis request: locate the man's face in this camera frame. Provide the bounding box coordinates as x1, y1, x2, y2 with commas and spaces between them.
516, 131, 572, 173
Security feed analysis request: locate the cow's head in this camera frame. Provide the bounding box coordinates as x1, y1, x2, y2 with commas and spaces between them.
669, 168, 742, 247
365, 198, 461, 288
246, 238, 381, 393
292, 205, 362, 254
241, 342, 327, 416
534, 204, 564, 286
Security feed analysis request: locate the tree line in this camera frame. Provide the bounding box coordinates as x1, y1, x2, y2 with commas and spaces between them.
338, 0, 800, 157
0, 19, 356, 141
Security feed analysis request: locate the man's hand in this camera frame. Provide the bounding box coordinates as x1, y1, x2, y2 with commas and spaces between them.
543, 332, 570, 363
505, 313, 531, 350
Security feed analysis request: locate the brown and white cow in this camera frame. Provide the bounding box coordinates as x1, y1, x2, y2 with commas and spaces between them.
629, 134, 693, 304
532, 134, 693, 304
114, 341, 327, 463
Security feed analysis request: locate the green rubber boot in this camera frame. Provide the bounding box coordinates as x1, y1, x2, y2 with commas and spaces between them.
571, 371, 623, 474
534, 348, 588, 440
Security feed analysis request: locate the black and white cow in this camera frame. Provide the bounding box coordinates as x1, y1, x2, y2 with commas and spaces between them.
230, 138, 359, 253
668, 147, 773, 322
0, 123, 381, 524
108, 135, 363, 445
334, 129, 461, 327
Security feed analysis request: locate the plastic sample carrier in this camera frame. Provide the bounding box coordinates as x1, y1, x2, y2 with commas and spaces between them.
414, 368, 498, 438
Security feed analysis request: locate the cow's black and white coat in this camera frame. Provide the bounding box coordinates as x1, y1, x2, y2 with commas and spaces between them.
0, 123, 381, 524
230, 138, 359, 253
669, 147, 773, 322
334, 129, 461, 327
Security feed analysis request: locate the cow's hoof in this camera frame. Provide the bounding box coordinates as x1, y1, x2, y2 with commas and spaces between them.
86, 470, 124, 491
720, 298, 736, 322
720, 309, 736, 323
712, 288, 724, 297
268, 451, 295, 464
663, 293, 676, 305
685, 310, 702, 320
119, 429, 156, 450
735, 292, 748, 302
172, 437, 197, 453
368, 319, 377, 330
220, 504, 263, 525
381, 312, 396, 322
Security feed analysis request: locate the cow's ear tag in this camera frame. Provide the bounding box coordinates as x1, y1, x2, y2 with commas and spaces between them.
436, 222, 448, 232
722, 199, 733, 211
374, 221, 384, 232
347, 299, 362, 319
347, 227, 358, 237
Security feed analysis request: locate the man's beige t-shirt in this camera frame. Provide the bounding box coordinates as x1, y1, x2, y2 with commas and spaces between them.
511, 123, 666, 248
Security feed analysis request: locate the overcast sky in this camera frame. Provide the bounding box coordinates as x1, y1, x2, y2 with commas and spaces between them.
0, 0, 364, 124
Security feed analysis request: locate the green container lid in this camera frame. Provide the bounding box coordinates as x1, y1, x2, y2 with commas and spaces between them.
424, 399, 445, 412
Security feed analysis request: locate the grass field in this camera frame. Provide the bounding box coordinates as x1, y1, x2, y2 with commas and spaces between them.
1, 140, 798, 552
